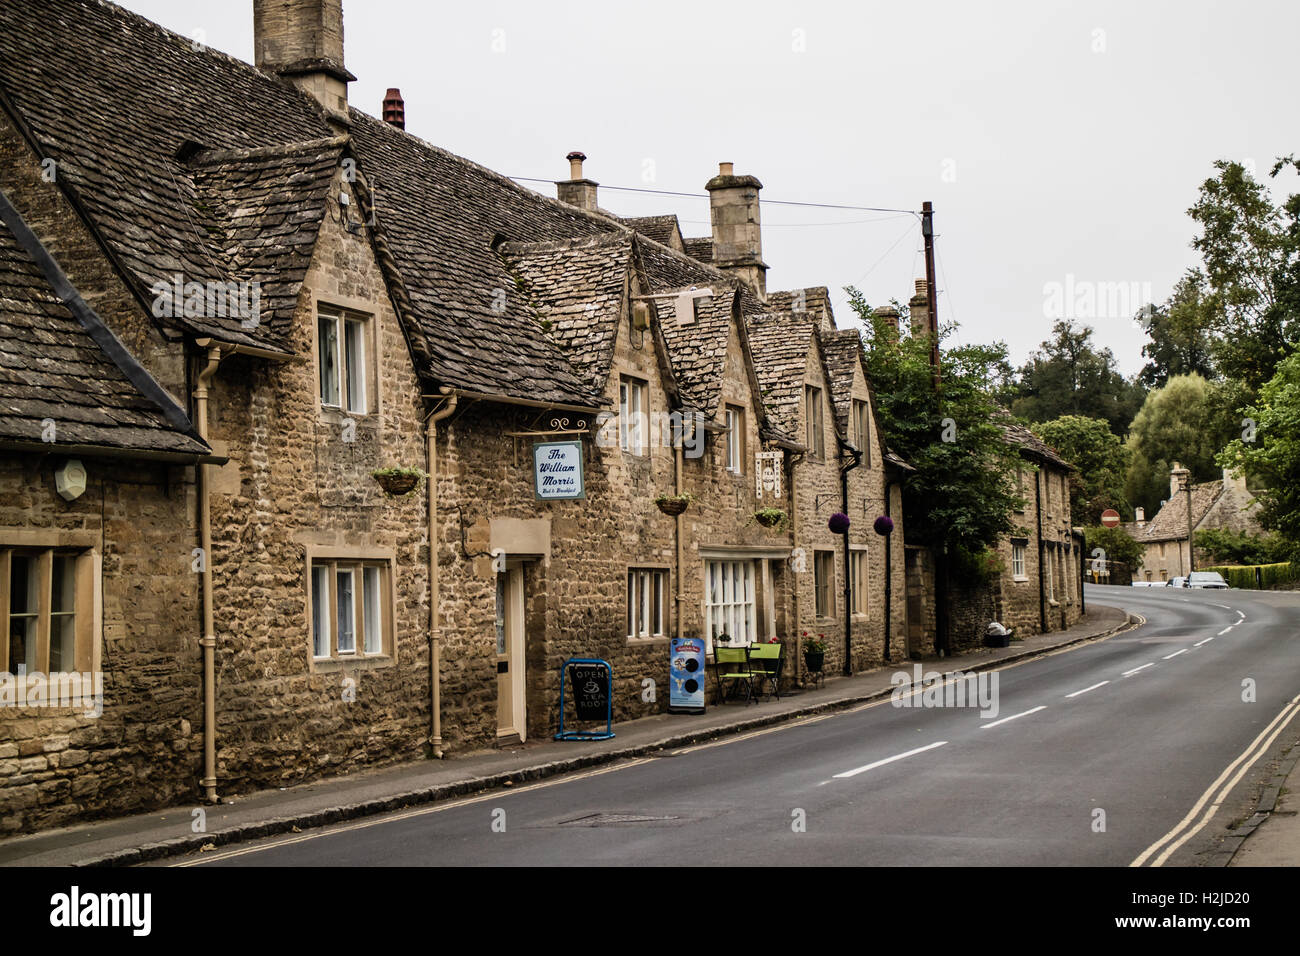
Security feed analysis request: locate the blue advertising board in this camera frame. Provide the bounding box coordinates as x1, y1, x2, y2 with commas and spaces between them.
669, 637, 707, 713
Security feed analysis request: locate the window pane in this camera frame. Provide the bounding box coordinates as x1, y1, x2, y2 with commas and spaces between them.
652, 573, 663, 636
318, 315, 340, 406
336, 569, 355, 653
8, 555, 38, 672
311, 566, 330, 658
495, 573, 507, 655
363, 566, 381, 654
344, 319, 366, 413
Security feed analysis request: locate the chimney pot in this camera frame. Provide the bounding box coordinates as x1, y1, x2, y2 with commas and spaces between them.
382, 88, 405, 129
557, 152, 598, 212
566, 151, 587, 180
718, 161, 734, 176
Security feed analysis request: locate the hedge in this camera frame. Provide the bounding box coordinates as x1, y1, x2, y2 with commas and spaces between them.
1199, 562, 1300, 590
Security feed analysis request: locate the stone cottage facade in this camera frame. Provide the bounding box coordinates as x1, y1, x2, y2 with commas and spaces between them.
1132, 465, 1262, 583
0, 0, 912, 832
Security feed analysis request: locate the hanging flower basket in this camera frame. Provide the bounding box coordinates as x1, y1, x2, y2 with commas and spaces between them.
873, 515, 895, 536
828, 511, 851, 535
372, 467, 425, 497
753, 507, 788, 530
655, 492, 695, 516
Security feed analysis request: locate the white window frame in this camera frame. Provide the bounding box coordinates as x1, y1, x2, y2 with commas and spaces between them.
850, 548, 868, 616
1, 546, 95, 676
1012, 543, 1027, 581
317, 304, 371, 415
627, 568, 667, 640
725, 405, 744, 474
814, 549, 835, 619
1045, 547, 1056, 602
804, 385, 825, 459
852, 399, 870, 460
309, 557, 392, 663
705, 560, 756, 650
619, 375, 648, 456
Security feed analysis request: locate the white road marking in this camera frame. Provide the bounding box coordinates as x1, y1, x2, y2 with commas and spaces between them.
980, 705, 1047, 729
1217, 627, 1234, 636
1132, 693, 1300, 867
833, 740, 948, 778
1211, 603, 1232, 610
1162, 649, 1188, 660
1194, 637, 1214, 647
1122, 663, 1155, 677
1065, 681, 1109, 699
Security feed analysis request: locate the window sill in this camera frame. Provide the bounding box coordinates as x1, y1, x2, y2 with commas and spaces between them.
1013, 575, 1029, 583
311, 654, 395, 673
626, 635, 669, 646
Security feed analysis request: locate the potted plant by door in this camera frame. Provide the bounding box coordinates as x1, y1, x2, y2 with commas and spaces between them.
802, 631, 827, 673
655, 491, 696, 516
372, 466, 425, 497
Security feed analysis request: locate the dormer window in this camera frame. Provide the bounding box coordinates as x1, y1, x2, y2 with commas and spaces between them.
804, 385, 825, 459
318, 304, 370, 414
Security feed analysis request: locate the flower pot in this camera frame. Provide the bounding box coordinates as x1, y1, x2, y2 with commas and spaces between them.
804, 651, 824, 673
375, 472, 420, 496
656, 497, 689, 516
755, 510, 784, 529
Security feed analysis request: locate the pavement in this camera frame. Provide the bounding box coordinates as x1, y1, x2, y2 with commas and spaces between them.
1227, 709, 1300, 867
0, 602, 1134, 866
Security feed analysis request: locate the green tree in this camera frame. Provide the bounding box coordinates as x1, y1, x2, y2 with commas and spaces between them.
1188, 159, 1299, 392
1123, 373, 1235, 515
1008, 319, 1144, 435
1219, 352, 1300, 563
1135, 269, 1219, 389
1192, 528, 1291, 566
1033, 415, 1130, 524
1082, 525, 1145, 579
847, 287, 1023, 554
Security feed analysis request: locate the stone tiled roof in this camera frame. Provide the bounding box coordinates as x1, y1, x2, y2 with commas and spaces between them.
621, 215, 682, 249
1141, 480, 1222, 543
0, 190, 208, 456
683, 237, 713, 264
498, 234, 633, 393
745, 310, 818, 436
1001, 414, 1072, 471
766, 287, 835, 330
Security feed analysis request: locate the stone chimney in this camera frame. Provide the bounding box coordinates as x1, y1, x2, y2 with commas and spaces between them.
1135, 506, 1145, 527
1170, 462, 1189, 500
706, 162, 768, 299
1222, 467, 1248, 495
382, 88, 405, 129
253, 0, 355, 124
872, 304, 901, 338
908, 278, 930, 337
557, 152, 598, 212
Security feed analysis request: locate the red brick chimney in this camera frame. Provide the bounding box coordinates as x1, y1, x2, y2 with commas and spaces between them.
382, 88, 405, 129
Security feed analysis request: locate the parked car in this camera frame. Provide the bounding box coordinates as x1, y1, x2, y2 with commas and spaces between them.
1187, 571, 1230, 589
1167, 576, 1187, 588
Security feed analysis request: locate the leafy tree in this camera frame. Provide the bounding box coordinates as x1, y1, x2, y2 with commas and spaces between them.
1008, 319, 1144, 435
1082, 525, 1145, 579
847, 287, 1023, 554
1188, 159, 1300, 392
1135, 269, 1219, 389
1219, 352, 1300, 563
1192, 528, 1291, 566
1123, 373, 1235, 516
1032, 415, 1130, 524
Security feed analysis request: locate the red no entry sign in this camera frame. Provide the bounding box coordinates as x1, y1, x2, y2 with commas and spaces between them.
1100, 509, 1121, 528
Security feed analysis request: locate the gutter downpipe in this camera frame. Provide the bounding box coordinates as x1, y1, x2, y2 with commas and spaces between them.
1036, 467, 1047, 633
838, 437, 862, 676
425, 387, 459, 758
676, 437, 684, 643
195, 341, 221, 804
788, 451, 804, 682
883, 478, 893, 663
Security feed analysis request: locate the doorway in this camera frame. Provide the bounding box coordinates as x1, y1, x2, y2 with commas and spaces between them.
496, 564, 527, 743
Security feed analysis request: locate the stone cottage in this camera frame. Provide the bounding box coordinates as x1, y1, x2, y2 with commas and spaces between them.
1132, 465, 1261, 583
0, 0, 909, 832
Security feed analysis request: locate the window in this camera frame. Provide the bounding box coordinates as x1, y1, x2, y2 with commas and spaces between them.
619, 376, 648, 455
1, 548, 90, 674
310, 559, 391, 660
706, 560, 755, 648
804, 385, 825, 459
852, 400, 870, 461
724, 405, 745, 474
317, 305, 370, 413
814, 550, 835, 618
1045, 548, 1056, 601
1015, 467, 1026, 513
1012, 544, 1026, 580
850, 549, 868, 615
627, 568, 667, 639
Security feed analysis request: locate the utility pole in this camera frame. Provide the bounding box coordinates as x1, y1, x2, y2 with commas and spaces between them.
921, 201, 941, 387
1185, 476, 1195, 575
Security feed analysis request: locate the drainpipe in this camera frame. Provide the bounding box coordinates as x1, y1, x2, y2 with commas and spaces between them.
675, 438, 684, 642
788, 451, 804, 681
882, 479, 893, 663
838, 437, 862, 675
1035, 467, 1047, 633
1076, 530, 1086, 614
425, 387, 458, 758
194, 341, 221, 804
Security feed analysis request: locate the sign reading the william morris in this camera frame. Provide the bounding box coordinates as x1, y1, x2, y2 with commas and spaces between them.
533, 440, 585, 500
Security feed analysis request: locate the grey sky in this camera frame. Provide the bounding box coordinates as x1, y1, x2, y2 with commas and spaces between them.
120, 0, 1299, 376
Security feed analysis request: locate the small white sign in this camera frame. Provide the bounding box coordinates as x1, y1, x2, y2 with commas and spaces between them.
755, 450, 783, 500
533, 441, 585, 500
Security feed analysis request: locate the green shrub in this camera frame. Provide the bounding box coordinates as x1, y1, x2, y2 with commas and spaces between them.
1199, 562, 1300, 589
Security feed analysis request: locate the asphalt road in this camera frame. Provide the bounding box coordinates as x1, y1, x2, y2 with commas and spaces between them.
183, 585, 1300, 866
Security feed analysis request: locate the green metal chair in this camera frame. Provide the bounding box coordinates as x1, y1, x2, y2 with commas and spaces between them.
712, 646, 758, 705
747, 642, 785, 701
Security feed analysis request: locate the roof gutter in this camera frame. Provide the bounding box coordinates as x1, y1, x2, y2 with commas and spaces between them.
0, 440, 224, 466
437, 387, 605, 417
